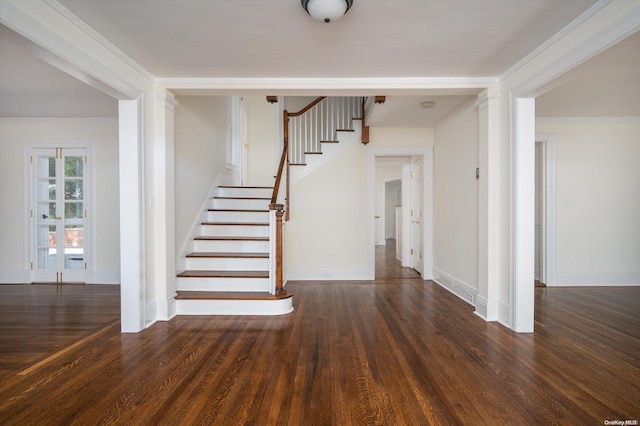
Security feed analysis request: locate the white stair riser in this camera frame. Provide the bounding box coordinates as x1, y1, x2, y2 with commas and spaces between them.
193, 240, 269, 253
177, 277, 269, 292
185, 257, 269, 270
211, 198, 270, 210
176, 298, 293, 316
199, 225, 269, 238
206, 210, 269, 223
217, 187, 273, 198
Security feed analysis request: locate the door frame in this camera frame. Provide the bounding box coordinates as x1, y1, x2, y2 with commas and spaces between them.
367, 145, 433, 280
24, 140, 95, 283
409, 155, 424, 274
535, 133, 557, 286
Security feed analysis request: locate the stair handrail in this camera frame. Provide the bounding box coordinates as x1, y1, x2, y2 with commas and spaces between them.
269, 96, 326, 294
270, 96, 326, 216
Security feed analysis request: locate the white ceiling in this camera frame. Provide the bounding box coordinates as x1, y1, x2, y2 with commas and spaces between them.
0, 0, 638, 122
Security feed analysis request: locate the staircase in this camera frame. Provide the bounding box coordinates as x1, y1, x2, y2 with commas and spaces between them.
175, 186, 293, 315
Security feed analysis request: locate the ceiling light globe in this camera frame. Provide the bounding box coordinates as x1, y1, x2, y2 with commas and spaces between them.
302, 0, 353, 23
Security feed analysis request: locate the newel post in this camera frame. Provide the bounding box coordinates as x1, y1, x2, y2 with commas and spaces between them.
269, 203, 285, 293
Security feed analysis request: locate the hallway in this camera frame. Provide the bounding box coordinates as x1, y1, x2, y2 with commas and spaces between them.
374, 239, 422, 280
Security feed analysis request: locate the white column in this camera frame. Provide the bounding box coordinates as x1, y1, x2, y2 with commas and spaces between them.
511, 97, 536, 333
119, 97, 146, 333
153, 92, 178, 321
475, 89, 501, 321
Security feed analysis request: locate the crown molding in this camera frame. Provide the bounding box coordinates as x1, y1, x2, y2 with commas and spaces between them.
500, 0, 612, 82
46, 0, 155, 84
156, 77, 498, 95
506, 1, 640, 97
536, 116, 640, 124
0, 0, 149, 99
0, 117, 118, 124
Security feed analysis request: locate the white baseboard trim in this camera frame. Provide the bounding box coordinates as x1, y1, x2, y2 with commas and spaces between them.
498, 303, 511, 329
145, 300, 158, 328
553, 270, 640, 287
286, 267, 369, 281
0, 269, 120, 284
474, 295, 500, 321
432, 267, 477, 307
176, 298, 293, 316
148, 293, 178, 322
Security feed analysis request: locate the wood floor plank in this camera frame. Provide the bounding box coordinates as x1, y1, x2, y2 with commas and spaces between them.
0, 243, 638, 424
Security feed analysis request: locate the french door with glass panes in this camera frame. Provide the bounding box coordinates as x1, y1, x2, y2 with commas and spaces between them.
30, 147, 88, 283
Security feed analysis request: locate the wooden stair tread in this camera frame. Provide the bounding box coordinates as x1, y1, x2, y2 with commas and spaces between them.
202, 222, 268, 226
218, 185, 273, 189
320, 140, 339, 143
208, 209, 269, 212
175, 290, 292, 301
187, 252, 269, 258
336, 129, 355, 132
177, 270, 269, 278
194, 236, 269, 241
304, 151, 322, 155
213, 196, 271, 200
289, 163, 307, 166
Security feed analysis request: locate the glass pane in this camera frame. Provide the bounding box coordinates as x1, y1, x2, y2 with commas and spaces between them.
64, 180, 83, 201
64, 225, 84, 247
64, 224, 83, 270
37, 202, 56, 220
65, 157, 83, 178
37, 248, 57, 269
48, 157, 56, 177
65, 202, 83, 219
64, 247, 84, 270
49, 179, 57, 201
36, 224, 56, 270
37, 224, 56, 247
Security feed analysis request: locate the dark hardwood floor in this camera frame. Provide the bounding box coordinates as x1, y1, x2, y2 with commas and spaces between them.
375, 239, 422, 280
0, 254, 638, 424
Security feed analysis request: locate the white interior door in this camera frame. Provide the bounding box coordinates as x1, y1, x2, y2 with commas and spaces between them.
30, 147, 88, 283
410, 156, 424, 274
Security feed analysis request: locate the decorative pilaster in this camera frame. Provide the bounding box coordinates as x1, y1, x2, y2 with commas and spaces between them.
475, 88, 501, 322
153, 91, 178, 320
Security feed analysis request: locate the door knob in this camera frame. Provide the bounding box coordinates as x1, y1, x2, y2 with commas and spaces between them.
42, 214, 48, 219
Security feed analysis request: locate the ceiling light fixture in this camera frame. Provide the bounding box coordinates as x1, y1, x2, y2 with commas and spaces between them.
421, 101, 435, 109
301, 0, 353, 23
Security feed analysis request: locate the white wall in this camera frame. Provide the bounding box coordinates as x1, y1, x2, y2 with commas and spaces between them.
174, 96, 228, 258
285, 141, 367, 280
370, 127, 434, 146
536, 120, 640, 285
433, 100, 479, 299
245, 96, 279, 187
0, 118, 120, 283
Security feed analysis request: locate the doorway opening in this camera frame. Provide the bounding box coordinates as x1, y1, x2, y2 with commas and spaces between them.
367, 146, 433, 281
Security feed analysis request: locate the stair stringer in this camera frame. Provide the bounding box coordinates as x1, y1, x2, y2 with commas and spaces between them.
175, 183, 218, 274
289, 119, 362, 186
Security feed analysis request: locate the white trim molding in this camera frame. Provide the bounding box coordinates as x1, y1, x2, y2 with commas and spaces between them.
534, 133, 558, 287
286, 267, 369, 281
157, 77, 497, 96
536, 116, 640, 124
433, 267, 477, 307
